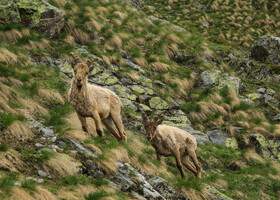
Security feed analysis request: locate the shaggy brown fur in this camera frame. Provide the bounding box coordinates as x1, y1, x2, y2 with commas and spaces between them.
68, 53, 126, 141
142, 111, 201, 179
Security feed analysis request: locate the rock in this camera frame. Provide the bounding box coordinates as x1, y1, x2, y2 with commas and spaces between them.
131, 191, 147, 200
201, 21, 209, 28
190, 130, 210, 145
26, 177, 44, 184
204, 184, 233, 200
14, 182, 21, 186
149, 97, 169, 110
253, 65, 273, 80
0, 0, 65, 38
49, 136, 57, 143
257, 88, 266, 94
37, 170, 48, 177
143, 187, 164, 200
148, 177, 188, 200
192, 1, 206, 11
139, 103, 152, 112
110, 85, 137, 101
40, 127, 54, 137
93, 170, 104, 179
120, 98, 138, 110
35, 143, 43, 147
173, 52, 194, 63
251, 35, 280, 65
239, 96, 254, 105
67, 138, 98, 157
201, 71, 242, 93
148, 16, 187, 32
90, 71, 119, 86
249, 134, 280, 160
57, 141, 66, 149
207, 130, 238, 149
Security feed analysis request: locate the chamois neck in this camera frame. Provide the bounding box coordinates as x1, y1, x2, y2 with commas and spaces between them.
70, 79, 88, 97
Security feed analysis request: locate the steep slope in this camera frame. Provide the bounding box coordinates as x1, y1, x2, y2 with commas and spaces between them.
0, 0, 280, 199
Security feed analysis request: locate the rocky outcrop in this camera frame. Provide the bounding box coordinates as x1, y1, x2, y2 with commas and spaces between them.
207, 130, 238, 149
201, 71, 243, 93
251, 35, 280, 65
0, 0, 64, 38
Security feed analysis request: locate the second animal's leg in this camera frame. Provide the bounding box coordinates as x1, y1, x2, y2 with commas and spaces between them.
92, 110, 104, 137
102, 117, 122, 141
182, 155, 198, 176
77, 113, 88, 133
156, 152, 162, 162
174, 153, 186, 178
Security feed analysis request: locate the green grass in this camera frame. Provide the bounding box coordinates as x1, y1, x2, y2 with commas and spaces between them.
0, 172, 18, 197
21, 179, 37, 194
84, 190, 108, 200
0, 112, 25, 131
43, 101, 73, 132
60, 174, 90, 186
171, 176, 202, 191
0, 144, 8, 152
91, 179, 109, 187
20, 148, 55, 166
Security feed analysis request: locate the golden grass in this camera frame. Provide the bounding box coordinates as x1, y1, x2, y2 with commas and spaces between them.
43, 153, 82, 177
101, 55, 112, 66
133, 57, 148, 68
0, 48, 18, 64
109, 35, 122, 48
11, 188, 33, 200
0, 149, 27, 172
85, 19, 101, 31
243, 150, 265, 164
0, 30, 22, 43
38, 89, 65, 103
34, 187, 57, 200
149, 62, 169, 72
5, 121, 34, 140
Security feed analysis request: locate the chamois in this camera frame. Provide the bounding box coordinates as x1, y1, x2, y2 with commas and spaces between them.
142, 110, 201, 179
68, 53, 127, 141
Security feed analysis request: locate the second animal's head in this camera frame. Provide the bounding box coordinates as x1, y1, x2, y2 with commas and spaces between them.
70, 52, 94, 89
141, 110, 167, 141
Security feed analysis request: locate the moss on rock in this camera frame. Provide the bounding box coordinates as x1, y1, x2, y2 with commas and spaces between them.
149, 97, 169, 110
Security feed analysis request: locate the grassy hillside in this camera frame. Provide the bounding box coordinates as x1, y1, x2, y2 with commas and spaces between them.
0, 0, 280, 199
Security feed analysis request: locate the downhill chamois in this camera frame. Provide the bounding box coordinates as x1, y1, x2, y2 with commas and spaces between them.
68, 52, 127, 141
142, 110, 202, 179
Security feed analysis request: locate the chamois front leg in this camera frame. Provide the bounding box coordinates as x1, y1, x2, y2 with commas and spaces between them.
92, 110, 104, 137
77, 113, 88, 133
174, 152, 186, 178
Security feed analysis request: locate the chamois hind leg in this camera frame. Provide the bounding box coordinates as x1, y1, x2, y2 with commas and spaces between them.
182, 155, 197, 177
110, 108, 126, 141
188, 149, 202, 179
77, 113, 88, 133
91, 110, 104, 137
174, 153, 186, 178
102, 117, 122, 141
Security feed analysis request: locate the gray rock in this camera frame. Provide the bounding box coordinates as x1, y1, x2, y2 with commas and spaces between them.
131, 191, 147, 200
201, 71, 219, 87
67, 138, 98, 157
93, 170, 104, 179
204, 184, 233, 200
201, 21, 209, 28
253, 65, 273, 80
49, 136, 57, 143
143, 187, 164, 200
207, 130, 227, 146
192, 1, 206, 11
40, 127, 55, 137
35, 143, 43, 147
0, 0, 65, 38
26, 177, 44, 184
148, 177, 188, 200
37, 170, 48, 177
14, 182, 21, 186
57, 141, 67, 149
190, 130, 210, 145
257, 88, 266, 94
251, 35, 280, 65
112, 172, 135, 191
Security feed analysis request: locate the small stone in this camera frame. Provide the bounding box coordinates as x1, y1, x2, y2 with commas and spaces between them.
49, 136, 57, 143
38, 170, 48, 177
93, 170, 104, 179
35, 143, 43, 147
14, 182, 21, 186
57, 141, 67, 149
40, 128, 55, 137
257, 88, 266, 94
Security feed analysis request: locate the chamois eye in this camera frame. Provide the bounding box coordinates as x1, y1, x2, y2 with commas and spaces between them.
74, 70, 77, 73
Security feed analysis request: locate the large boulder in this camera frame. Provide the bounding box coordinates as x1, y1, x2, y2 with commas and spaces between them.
0, 0, 65, 38
251, 35, 280, 65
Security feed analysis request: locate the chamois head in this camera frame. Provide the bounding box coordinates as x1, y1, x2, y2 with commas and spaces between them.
141, 110, 167, 141
69, 52, 95, 89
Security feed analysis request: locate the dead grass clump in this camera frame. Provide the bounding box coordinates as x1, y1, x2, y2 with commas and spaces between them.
109, 35, 122, 48
101, 55, 112, 66
64, 35, 75, 45
0, 30, 22, 43
34, 187, 57, 200
24, 39, 51, 51
86, 19, 101, 31
0, 48, 18, 64
0, 149, 27, 172
133, 57, 148, 68
149, 62, 169, 72
5, 121, 34, 140
113, 11, 126, 20
65, 21, 90, 45
163, 74, 195, 96
11, 188, 33, 200
38, 89, 65, 103
243, 150, 265, 164
43, 153, 81, 177
163, 44, 178, 59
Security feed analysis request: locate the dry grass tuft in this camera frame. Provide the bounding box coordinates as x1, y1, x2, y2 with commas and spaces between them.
11, 188, 33, 200
0, 30, 23, 43
0, 48, 18, 64
133, 57, 148, 68
109, 35, 122, 48
34, 187, 57, 200
149, 62, 169, 72
43, 153, 82, 177
101, 55, 112, 66
85, 19, 101, 31
38, 89, 65, 103
0, 150, 26, 173
5, 121, 34, 140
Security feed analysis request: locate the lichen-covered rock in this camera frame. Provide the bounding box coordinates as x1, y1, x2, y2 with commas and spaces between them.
207, 130, 238, 149
110, 85, 137, 101
0, 0, 65, 38
139, 103, 152, 112
148, 177, 188, 200
90, 71, 119, 85
149, 97, 169, 110
201, 71, 242, 93
253, 65, 273, 80
251, 35, 280, 65
249, 134, 280, 160
204, 184, 233, 200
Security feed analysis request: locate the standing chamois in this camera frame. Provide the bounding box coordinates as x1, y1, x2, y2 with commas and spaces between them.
141, 110, 201, 179
68, 52, 127, 141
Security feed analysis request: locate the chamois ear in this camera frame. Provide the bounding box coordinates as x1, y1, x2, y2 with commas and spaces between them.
140, 109, 149, 124
69, 52, 82, 68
